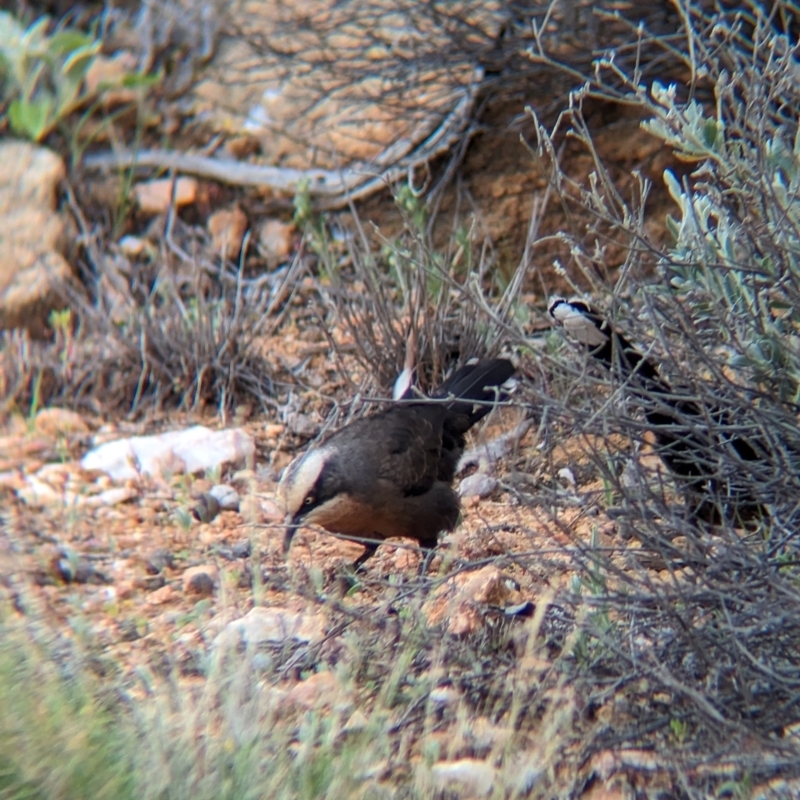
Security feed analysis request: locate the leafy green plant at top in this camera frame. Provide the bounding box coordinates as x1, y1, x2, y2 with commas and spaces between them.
643, 80, 800, 403
0, 11, 140, 142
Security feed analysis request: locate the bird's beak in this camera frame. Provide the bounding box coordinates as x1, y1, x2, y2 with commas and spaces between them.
283, 513, 298, 555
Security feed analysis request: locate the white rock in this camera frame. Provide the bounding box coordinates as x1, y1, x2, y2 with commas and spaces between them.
118, 235, 147, 257
215, 606, 327, 649
16, 476, 137, 509
209, 483, 240, 510
16, 476, 65, 507
430, 759, 496, 796
79, 486, 138, 507
80, 425, 255, 481
458, 472, 497, 498
458, 419, 533, 472
429, 686, 460, 706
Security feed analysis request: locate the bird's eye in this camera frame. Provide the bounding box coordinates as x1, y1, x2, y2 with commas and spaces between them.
303, 496, 314, 506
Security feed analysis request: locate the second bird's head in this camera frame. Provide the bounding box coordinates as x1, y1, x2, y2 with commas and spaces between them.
548, 297, 610, 348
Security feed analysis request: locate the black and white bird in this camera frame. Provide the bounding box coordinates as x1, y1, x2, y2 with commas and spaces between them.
549, 298, 765, 522
279, 358, 516, 563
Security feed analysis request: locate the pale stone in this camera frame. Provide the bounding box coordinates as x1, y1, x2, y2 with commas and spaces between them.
215, 605, 327, 648
146, 584, 177, 605
118, 235, 148, 257
80, 425, 255, 481
209, 483, 240, 510
457, 472, 497, 498
430, 759, 496, 797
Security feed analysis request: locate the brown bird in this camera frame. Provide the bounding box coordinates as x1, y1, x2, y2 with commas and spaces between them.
279, 358, 516, 563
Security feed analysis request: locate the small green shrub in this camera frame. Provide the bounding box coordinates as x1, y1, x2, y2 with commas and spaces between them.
0, 12, 102, 141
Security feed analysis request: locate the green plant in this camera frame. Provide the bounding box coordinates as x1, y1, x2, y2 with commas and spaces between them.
669, 716, 688, 744
0, 12, 101, 141
643, 83, 800, 402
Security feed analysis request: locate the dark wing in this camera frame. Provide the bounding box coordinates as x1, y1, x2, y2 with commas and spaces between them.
328, 405, 448, 498
381, 405, 448, 496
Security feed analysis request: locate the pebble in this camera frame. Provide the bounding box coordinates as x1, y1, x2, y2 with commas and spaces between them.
215, 605, 327, 648
458, 472, 497, 498
182, 564, 218, 596
192, 493, 221, 523
133, 176, 198, 214
208, 206, 248, 259
34, 407, 89, 438
146, 584, 176, 605
209, 483, 240, 510
430, 759, 496, 797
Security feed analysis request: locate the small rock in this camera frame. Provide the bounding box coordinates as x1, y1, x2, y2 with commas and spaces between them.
458, 419, 533, 471
215, 605, 327, 648
133, 177, 198, 214
192, 493, 221, 523
118, 618, 146, 642
209, 483, 239, 510
429, 686, 461, 706
263, 423, 285, 438
283, 671, 342, 710
231, 468, 257, 483
146, 584, 176, 605
80, 486, 138, 507
430, 759, 496, 797
259, 496, 284, 522
52, 552, 107, 584
16, 476, 64, 507
285, 412, 318, 437
258, 218, 294, 266
34, 408, 89, 438
183, 564, 218, 596
0, 140, 74, 334
238, 493, 264, 522
458, 472, 497, 498
138, 574, 166, 592
231, 539, 252, 558
342, 709, 369, 733
208, 206, 248, 259
115, 579, 136, 600
145, 548, 174, 574
118, 235, 148, 257
0, 470, 25, 491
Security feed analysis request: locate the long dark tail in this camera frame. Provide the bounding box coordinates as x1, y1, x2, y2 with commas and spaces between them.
434, 358, 516, 425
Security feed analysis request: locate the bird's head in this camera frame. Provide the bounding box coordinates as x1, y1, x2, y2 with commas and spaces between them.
277, 445, 352, 552
548, 297, 610, 348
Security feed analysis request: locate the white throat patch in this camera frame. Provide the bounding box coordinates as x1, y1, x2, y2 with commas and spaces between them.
278, 446, 333, 515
